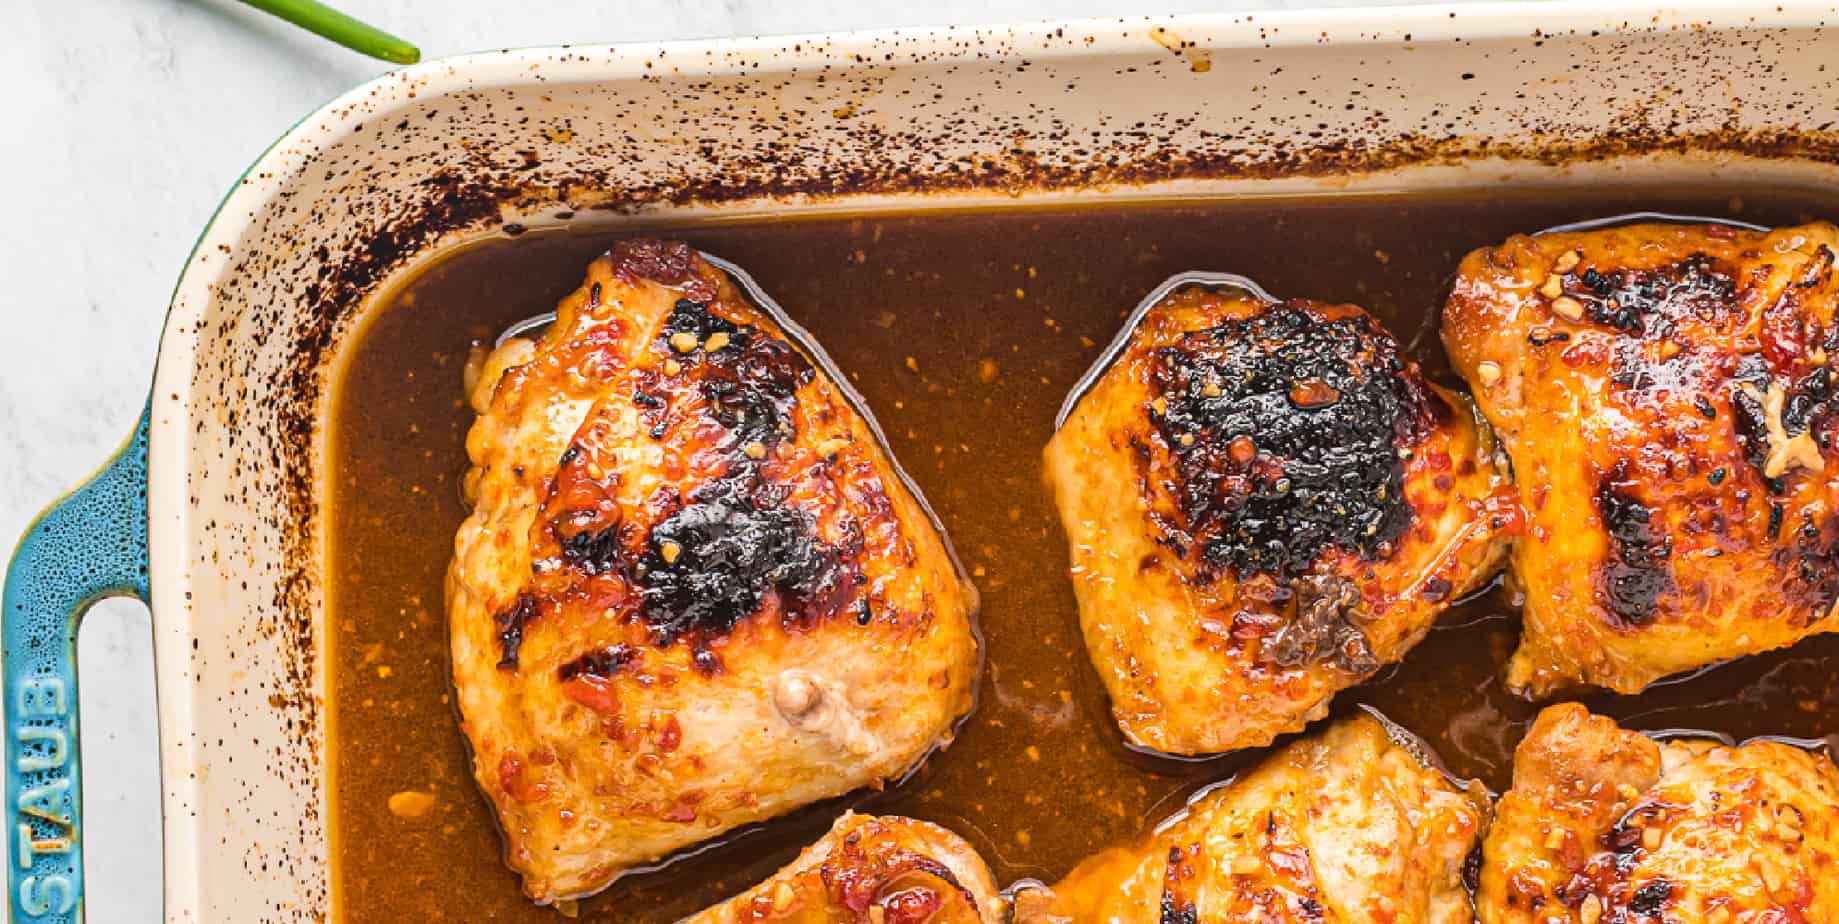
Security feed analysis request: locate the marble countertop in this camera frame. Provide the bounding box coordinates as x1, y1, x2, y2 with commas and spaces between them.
2, 0, 1435, 917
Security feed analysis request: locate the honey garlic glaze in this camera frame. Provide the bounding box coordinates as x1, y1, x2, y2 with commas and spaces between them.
327, 188, 1839, 922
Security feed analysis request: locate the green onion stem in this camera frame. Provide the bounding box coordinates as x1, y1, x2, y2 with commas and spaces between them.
238, 0, 421, 65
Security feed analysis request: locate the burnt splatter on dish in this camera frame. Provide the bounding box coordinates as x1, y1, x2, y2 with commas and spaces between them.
1443, 221, 1839, 696
446, 240, 979, 902
1045, 281, 1517, 755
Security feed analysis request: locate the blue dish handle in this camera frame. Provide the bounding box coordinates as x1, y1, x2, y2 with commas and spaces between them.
3, 404, 151, 922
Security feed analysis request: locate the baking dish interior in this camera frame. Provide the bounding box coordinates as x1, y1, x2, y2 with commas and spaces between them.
144, 7, 1839, 920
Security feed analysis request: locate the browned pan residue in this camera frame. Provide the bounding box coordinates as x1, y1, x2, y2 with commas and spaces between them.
327, 187, 1839, 922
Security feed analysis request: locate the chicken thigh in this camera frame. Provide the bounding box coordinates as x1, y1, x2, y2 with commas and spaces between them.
1012, 714, 1490, 924
1479, 703, 1839, 924
1046, 283, 1515, 754
1443, 221, 1839, 696
683, 814, 1003, 924
447, 240, 980, 901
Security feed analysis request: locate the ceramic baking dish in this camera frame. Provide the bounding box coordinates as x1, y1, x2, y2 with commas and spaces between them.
9, 2, 1839, 920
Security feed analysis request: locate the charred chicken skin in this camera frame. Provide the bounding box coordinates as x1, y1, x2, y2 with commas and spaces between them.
1012, 714, 1490, 924
683, 814, 1004, 924
1443, 222, 1839, 696
447, 240, 980, 902
1479, 703, 1839, 924
1046, 285, 1515, 754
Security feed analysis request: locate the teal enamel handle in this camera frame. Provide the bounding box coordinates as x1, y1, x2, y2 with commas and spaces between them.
4, 405, 151, 921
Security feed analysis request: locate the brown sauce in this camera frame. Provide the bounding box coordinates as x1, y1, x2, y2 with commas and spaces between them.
327, 187, 1839, 921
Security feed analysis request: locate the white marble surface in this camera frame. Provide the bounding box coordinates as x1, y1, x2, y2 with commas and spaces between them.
2, 0, 1451, 918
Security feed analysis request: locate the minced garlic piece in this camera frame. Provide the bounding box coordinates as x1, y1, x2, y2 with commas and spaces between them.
1741, 382, 1827, 479
388, 790, 438, 818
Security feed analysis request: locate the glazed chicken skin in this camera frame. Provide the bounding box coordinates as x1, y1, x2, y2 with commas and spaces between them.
1480, 704, 1839, 924
447, 240, 980, 902
1012, 714, 1490, 924
1046, 284, 1516, 754
1443, 222, 1839, 696
683, 814, 1004, 924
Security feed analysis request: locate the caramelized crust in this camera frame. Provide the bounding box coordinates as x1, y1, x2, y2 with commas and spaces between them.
1046, 285, 1515, 754
1479, 704, 1839, 924
1442, 222, 1839, 696
1012, 715, 1489, 924
447, 240, 979, 901
682, 815, 1003, 924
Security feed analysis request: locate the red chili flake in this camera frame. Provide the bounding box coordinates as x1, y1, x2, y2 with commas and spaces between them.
563, 674, 621, 714
498, 750, 551, 803
1561, 337, 1611, 368
550, 448, 623, 531
655, 715, 683, 751
1483, 489, 1527, 535
1288, 380, 1342, 407
1229, 435, 1258, 464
